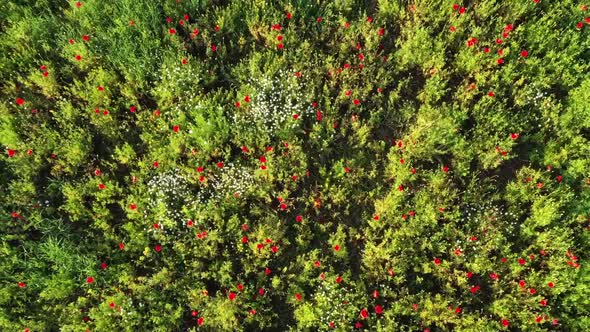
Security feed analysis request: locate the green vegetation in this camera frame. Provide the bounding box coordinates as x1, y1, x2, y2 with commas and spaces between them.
1, 0, 589, 331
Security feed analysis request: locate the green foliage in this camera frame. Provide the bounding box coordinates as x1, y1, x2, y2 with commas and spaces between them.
1, 0, 589, 331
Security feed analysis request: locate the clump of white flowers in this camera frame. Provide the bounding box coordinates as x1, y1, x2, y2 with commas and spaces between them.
233, 69, 313, 135
203, 162, 255, 202
145, 169, 192, 225
310, 279, 360, 330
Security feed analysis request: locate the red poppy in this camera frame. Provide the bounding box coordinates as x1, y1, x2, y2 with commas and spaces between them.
258, 287, 265, 296
502, 319, 509, 327
130, 105, 136, 113
540, 299, 548, 306
129, 203, 137, 210
556, 175, 563, 182
153, 161, 159, 168
443, 166, 449, 173
455, 307, 462, 314
68, 38, 75, 44
18, 282, 26, 288
109, 302, 115, 308
101, 262, 107, 270
529, 288, 536, 294
197, 317, 204, 326
360, 308, 368, 319
244, 95, 250, 103
86, 276, 94, 284
75, 1, 82, 7
547, 281, 555, 288
181, 58, 188, 65
242, 223, 248, 231
518, 258, 526, 265
510, 133, 519, 140
173, 125, 179, 133
228, 292, 236, 300
434, 258, 441, 265
335, 276, 342, 284
241, 236, 248, 244
459, 7, 466, 14
155, 245, 161, 252
235, 101, 241, 107
216, 161, 224, 168
211, 44, 217, 52
264, 267, 271, 276
119, 242, 125, 250
98, 183, 105, 190
294, 293, 302, 301
82, 35, 89, 42
334, 244, 340, 251
521, 50, 529, 57
488, 91, 495, 97
7, 149, 16, 157
154, 109, 161, 116
187, 220, 194, 227
535, 316, 543, 323
286, 12, 292, 19
75, 55, 82, 61
466, 271, 473, 278
295, 215, 302, 222
519, 280, 526, 288
497, 58, 504, 65
375, 305, 383, 314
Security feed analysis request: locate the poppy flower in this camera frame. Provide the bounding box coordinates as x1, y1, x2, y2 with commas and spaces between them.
18, 282, 26, 288
16, 97, 25, 106
153, 109, 161, 116
449, 26, 456, 32
43, 71, 49, 77
501, 257, 507, 263
510, 133, 519, 140
295, 215, 302, 222
173, 125, 179, 133
187, 220, 194, 227
459, 7, 465, 14
86, 276, 94, 284
334, 244, 340, 251
75, 1, 82, 7
181, 58, 188, 65
109, 302, 115, 308
442, 166, 449, 173
529, 288, 537, 294
455, 307, 462, 314
169, 28, 176, 34
434, 257, 441, 265
197, 317, 204, 326
497, 58, 504, 65
264, 267, 271, 276
271, 245, 278, 253
535, 316, 543, 323
286, 12, 292, 19
502, 319, 509, 327
119, 242, 125, 250
241, 236, 248, 244
519, 280, 526, 288
258, 287, 265, 296
540, 299, 548, 306
244, 95, 250, 103
518, 258, 526, 265
375, 305, 383, 314
228, 292, 236, 300
235, 101, 241, 107
277, 43, 284, 49
153, 161, 159, 168
242, 223, 248, 231
129, 204, 137, 210
294, 293, 302, 301
216, 162, 224, 168
75, 55, 82, 61
211, 44, 217, 52
488, 91, 495, 97
82, 35, 89, 42
452, 3, 459, 10
466, 271, 473, 278
155, 245, 161, 252
68, 38, 75, 44
98, 183, 105, 190
335, 276, 342, 284
7, 149, 16, 157
556, 175, 563, 182
521, 50, 529, 57
360, 309, 368, 319
101, 262, 107, 270
547, 281, 555, 288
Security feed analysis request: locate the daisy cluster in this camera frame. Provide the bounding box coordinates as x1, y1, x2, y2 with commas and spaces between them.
232, 69, 313, 135
203, 162, 255, 202
312, 279, 359, 330
145, 169, 193, 226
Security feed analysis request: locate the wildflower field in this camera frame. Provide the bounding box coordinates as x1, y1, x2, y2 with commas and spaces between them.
1, 0, 589, 331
